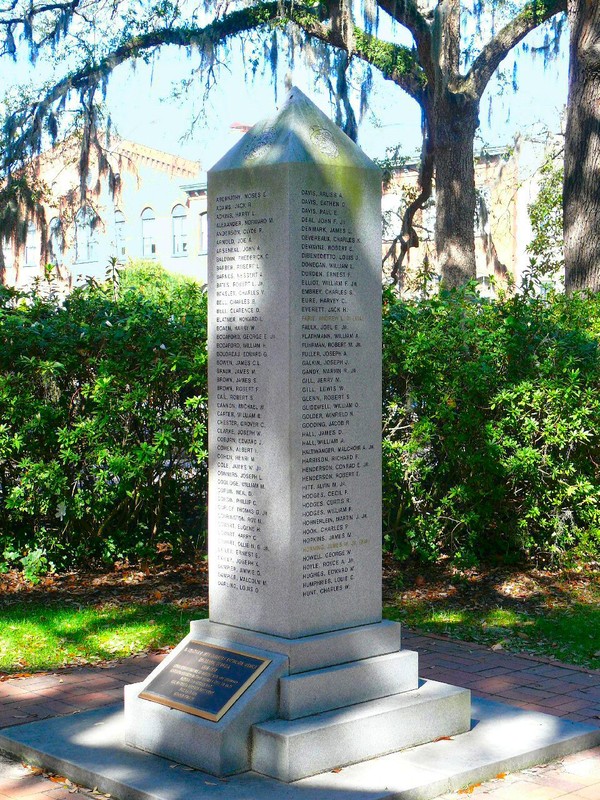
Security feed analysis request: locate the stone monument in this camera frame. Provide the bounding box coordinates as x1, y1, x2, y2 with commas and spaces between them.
124, 87, 471, 782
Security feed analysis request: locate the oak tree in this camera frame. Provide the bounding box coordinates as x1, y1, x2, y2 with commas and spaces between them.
564, 0, 600, 293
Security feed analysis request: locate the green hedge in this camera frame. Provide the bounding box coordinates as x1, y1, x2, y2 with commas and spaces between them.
0, 266, 208, 573
383, 285, 600, 565
1, 270, 599, 574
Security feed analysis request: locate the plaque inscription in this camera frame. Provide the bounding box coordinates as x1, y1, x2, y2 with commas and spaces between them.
139, 640, 271, 722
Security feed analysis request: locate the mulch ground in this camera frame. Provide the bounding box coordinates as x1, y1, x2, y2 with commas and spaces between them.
0, 553, 597, 619
383, 555, 600, 613
0, 560, 209, 610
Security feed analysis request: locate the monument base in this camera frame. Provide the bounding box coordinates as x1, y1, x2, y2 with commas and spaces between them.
123, 633, 288, 776
253, 679, 470, 782
124, 620, 471, 782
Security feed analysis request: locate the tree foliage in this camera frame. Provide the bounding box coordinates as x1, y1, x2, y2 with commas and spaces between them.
526, 146, 564, 285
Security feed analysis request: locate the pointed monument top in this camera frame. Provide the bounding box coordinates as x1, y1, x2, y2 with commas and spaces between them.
210, 87, 379, 173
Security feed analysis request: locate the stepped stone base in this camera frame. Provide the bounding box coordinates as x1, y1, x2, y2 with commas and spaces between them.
188, 618, 403, 673
279, 649, 419, 719
123, 620, 471, 782
123, 634, 288, 776
253, 679, 471, 782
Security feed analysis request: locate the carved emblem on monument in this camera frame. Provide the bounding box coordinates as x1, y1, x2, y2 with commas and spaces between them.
244, 128, 276, 160
310, 125, 340, 158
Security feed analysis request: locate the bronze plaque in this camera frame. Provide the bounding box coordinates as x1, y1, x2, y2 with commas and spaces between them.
139, 640, 271, 722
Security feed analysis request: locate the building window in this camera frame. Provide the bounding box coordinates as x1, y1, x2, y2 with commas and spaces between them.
75, 207, 98, 263
48, 217, 63, 265
199, 211, 208, 254
475, 188, 491, 237
24, 222, 39, 267
141, 207, 156, 257
115, 210, 126, 258
172, 204, 188, 256
2, 238, 13, 268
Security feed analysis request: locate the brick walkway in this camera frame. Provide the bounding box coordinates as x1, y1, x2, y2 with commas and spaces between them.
408, 631, 600, 728
0, 633, 599, 800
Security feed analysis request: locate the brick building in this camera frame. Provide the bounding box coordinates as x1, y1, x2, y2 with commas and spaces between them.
2, 138, 208, 288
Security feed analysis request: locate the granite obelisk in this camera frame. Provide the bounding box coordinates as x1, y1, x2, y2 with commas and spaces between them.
207, 88, 382, 638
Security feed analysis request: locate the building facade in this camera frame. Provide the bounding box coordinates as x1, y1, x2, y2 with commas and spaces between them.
2, 138, 208, 289
3, 134, 550, 295
381, 137, 549, 295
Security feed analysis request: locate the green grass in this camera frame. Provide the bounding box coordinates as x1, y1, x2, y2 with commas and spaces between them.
1, 590, 598, 674
384, 601, 600, 670
0, 603, 208, 673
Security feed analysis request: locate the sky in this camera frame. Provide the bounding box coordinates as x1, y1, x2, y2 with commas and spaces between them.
3, 9, 569, 173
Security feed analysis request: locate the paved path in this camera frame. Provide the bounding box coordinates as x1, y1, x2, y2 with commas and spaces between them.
0, 632, 598, 800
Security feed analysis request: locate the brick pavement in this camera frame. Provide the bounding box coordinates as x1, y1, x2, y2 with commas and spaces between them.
0, 654, 163, 731
0, 633, 599, 800
406, 630, 600, 728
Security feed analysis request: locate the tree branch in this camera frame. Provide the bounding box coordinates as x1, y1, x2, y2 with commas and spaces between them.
8, 0, 426, 165
432, 0, 461, 88
290, 10, 426, 100
376, 0, 435, 83
5, 3, 286, 163
465, 0, 566, 100
389, 104, 434, 285
0, 0, 79, 23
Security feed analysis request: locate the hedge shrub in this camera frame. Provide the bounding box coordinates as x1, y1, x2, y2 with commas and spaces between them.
1, 269, 599, 574
0, 266, 208, 572
383, 284, 600, 565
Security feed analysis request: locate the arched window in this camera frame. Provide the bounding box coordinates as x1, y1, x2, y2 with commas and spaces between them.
75, 207, 98, 263
199, 211, 208, 255
114, 210, 126, 258
24, 222, 39, 267
48, 217, 63, 265
141, 207, 156, 257
475, 188, 491, 238
172, 204, 187, 256
2, 237, 13, 268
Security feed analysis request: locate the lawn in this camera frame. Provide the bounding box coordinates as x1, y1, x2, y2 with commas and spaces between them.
0, 561, 209, 674
0, 603, 206, 673
383, 558, 600, 670
0, 558, 599, 674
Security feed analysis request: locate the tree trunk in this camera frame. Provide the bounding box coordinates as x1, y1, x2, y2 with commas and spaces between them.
433, 92, 479, 289
564, 0, 600, 293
